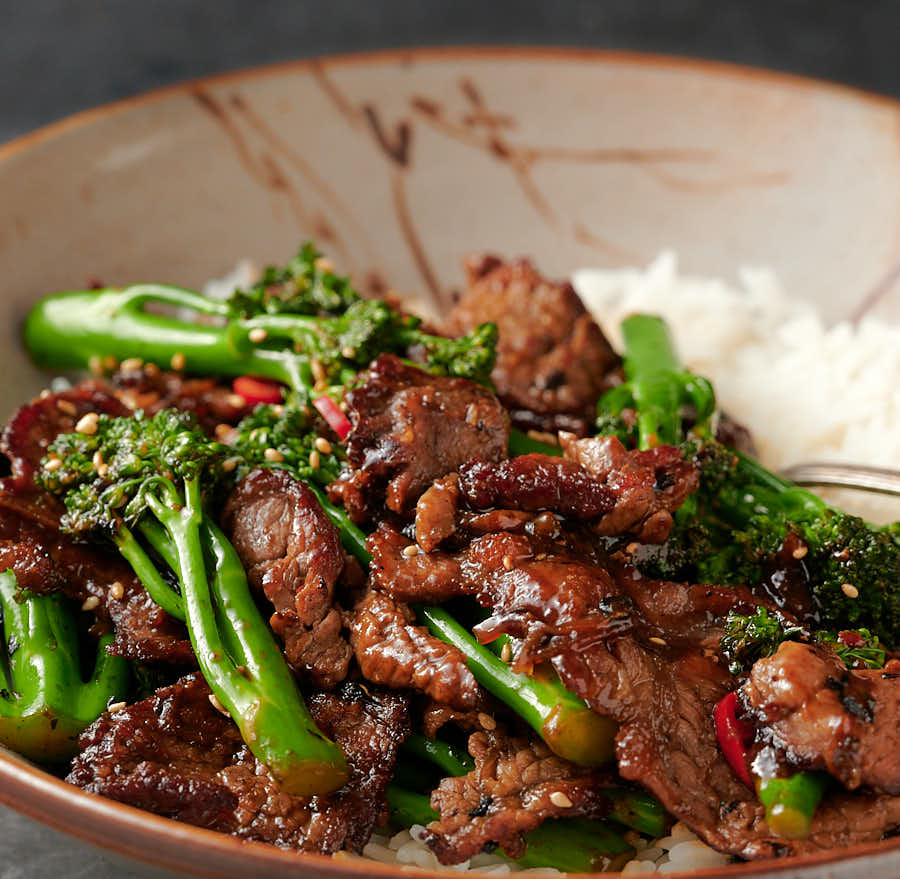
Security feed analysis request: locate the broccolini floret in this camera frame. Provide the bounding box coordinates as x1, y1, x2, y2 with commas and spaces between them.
36, 409, 348, 796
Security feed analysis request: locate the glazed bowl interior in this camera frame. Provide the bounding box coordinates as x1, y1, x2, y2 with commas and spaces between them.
0, 47, 899, 879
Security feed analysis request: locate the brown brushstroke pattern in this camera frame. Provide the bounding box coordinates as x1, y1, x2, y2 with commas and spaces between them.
312, 63, 448, 309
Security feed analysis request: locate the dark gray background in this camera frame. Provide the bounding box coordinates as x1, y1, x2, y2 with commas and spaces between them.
1, 1, 898, 876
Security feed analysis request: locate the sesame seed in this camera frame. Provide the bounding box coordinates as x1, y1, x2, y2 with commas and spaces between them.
314, 437, 332, 455
313, 379, 329, 393
402, 544, 419, 558
341, 346, 356, 359
81, 596, 100, 611
500, 642, 512, 662
214, 423, 233, 440
248, 327, 268, 343
478, 712, 497, 731
792, 545, 809, 560
144, 362, 160, 377
107, 701, 127, 714
208, 694, 230, 716
502, 555, 513, 571
400, 427, 415, 443
75, 412, 99, 435
466, 403, 479, 426
43, 458, 62, 471
103, 355, 119, 372
88, 355, 104, 376
310, 359, 327, 384
92, 450, 104, 469
120, 357, 143, 371
109, 581, 125, 600
264, 447, 284, 463
842, 583, 859, 599
649, 636, 667, 646
56, 399, 77, 415
527, 429, 558, 446
314, 257, 335, 273
535, 552, 548, 561
309, 450, 321, 470
226, 393, 245, 408
39, 389, 51, 399
170, 352, 186, 371
549, 791, 573, 808
222, 457, 239, 473
338, 401, 349, 412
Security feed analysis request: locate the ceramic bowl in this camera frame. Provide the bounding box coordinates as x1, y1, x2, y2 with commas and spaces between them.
0, 48, 899, 879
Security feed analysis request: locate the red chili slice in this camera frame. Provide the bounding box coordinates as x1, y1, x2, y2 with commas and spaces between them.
714, 691, 754, 788
232, 376, 284, 406
313, 395, 352, 440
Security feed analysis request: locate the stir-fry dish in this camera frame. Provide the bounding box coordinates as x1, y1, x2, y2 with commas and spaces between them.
2, 245, 898, 872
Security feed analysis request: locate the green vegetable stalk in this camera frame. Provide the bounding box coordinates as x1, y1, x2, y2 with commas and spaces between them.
416, 605, 617, 767
0, 570, 129, 761
36, 410, 347, 796
756, 773, 829, 839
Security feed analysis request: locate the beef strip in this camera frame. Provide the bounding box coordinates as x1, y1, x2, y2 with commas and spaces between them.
1, 384, 129, 492
68, 674, 409, 853
222, 468, 351, 689
444, 255, 620, 436
744, 641, 900, 794
110, 366, 254, 434
0, 495, 192, 664
348, 590, 479, 710
330, 354, 509, 521
426, 730, 617, 864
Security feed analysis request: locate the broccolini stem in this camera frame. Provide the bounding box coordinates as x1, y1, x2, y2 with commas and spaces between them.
401, 733, 475, 777
756, 773, 829, 839
0, 570, 130, 761
116, 523, 185, 620
416, 605, 616, 766
385, 786, 635, 871
139, 477, 348, 796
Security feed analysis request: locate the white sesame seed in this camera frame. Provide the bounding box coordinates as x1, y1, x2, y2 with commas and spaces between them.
170, 352, 186, 371
103, 355, 119, 372
792, 545, 809, 560
549, 791, 573, 808
75, 412, 99, 435
271, 404, 285, 416
502, 555, 513, 571
500, 641, 512, 662
478, 712, 497, 731
314, 437, 332, 455
309, 450, 321, 470
402, 544, 419, 558
43, 458, 62, 471
81, 596, 100, 611
92, 450, 104, 470
310, 359, 327, 383
248, 327, 268, 343
314, 257, 335, 273
144, 361, 160, 377
466, 403, 479, 426
649, 636, 667, 646
341, 346, 356, 359
226, 393, 245, 408
39, 389, 51, 399
264, 447, 284, 463
120, 357, 143, 371
88, 355, 104, 376
208, 694, 230, 716
56, 399, 77, 415
842, 583, 859, 599
214, 423, 233, 440
109, 581, 125, 601
107, 701, 127, 714
222, 457, 239, 473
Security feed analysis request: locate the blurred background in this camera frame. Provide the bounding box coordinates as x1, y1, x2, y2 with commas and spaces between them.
2, 0, 899, 144
0, 1, 898, 876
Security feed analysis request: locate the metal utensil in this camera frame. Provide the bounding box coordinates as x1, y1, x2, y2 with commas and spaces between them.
780, 462, 900, 497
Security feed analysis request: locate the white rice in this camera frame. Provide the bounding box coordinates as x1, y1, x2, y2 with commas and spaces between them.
204, 252, 899, 873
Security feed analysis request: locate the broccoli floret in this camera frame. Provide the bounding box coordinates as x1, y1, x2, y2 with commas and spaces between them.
819, 628, 886, 670
36, 409, 348, 796
720, 607, 805, 675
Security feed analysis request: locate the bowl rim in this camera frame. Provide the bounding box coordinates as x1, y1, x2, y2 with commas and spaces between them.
1, 45, 900, 878
1, 45, 898, 163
